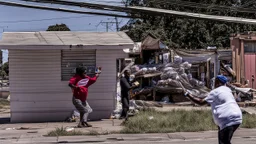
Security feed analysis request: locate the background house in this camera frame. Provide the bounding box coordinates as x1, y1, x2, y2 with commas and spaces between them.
231, 32, 256, 89
0, 31, 133, 122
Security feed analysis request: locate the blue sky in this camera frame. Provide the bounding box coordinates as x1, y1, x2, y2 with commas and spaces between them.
0, 0, 129, 63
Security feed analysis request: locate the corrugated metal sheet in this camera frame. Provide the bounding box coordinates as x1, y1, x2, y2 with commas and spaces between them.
9, 49, 128, 122
244, 42, 256, 53
61, 49, 96, 81
245, 54, 256, 89
218, 50, 232, 60
0, 31, 134, 46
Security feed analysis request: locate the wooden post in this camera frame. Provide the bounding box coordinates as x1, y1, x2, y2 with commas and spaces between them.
241, 40, 245, 84
153, 88, 156, 101
206, 58, 211, 88
236, 39, 241, 83
231, 38, 236, 79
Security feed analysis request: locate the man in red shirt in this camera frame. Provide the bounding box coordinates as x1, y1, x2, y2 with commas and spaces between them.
69, 66, 100, 128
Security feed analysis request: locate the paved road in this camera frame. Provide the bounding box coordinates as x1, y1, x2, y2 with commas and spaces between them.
99, 137, 255, 144
1, 136, 255, 144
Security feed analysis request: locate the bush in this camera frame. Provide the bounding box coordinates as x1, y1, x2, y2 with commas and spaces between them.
47, 127, 85, 136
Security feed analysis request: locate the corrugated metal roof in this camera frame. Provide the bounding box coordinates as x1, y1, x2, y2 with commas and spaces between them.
0, 31, 134, 46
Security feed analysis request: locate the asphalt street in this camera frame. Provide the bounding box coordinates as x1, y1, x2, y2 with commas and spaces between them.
99, 137, 256, 144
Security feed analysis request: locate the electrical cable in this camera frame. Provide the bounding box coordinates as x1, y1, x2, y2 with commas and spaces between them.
147, 0, 256, 14
0, 15, 95, 24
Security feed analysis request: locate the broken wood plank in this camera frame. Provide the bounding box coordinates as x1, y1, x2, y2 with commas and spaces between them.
241, 107, 256, 115
136, 72, 162, 78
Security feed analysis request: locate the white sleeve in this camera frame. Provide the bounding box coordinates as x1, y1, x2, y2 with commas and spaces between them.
204, 90, 217, 103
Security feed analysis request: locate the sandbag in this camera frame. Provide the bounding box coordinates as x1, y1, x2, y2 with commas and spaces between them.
174, 56, 182, 64
163, 67, 174, 73
181, 73, 189, 82
181, 62, 192, 69
167, 79, 181, 87
161, 71, 178, 80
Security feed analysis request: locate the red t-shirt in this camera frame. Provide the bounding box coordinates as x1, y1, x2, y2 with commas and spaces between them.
69, 74, 97, 102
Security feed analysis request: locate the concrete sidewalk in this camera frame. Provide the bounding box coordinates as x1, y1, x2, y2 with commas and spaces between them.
1, 106, 256, 143
0, 116, 256, 143
0, 128, 256, 143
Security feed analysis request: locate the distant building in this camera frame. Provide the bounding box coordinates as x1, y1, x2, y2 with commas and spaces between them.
231, 32, 256, 89
0, 31, 133, 122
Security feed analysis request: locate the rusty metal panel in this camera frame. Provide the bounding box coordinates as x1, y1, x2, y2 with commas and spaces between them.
245, 54, 256, 89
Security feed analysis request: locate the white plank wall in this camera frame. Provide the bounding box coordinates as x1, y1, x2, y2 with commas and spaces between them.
9, 49, 128, 122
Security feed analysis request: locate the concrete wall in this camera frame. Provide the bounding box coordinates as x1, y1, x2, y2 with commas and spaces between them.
9, 49, 127, 122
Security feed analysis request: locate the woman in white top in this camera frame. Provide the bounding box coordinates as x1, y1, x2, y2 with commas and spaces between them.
185, 75, 242, 144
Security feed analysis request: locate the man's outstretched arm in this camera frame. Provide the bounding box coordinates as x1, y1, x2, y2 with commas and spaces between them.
186, 93, 208, 106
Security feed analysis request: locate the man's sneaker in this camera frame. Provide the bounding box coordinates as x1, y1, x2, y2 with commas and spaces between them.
82, 122, 92, 127
77, 122, 83, 128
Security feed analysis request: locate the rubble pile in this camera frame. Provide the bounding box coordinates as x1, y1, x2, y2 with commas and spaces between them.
130, 65, 160, 77
131, 56, 209, 98
111, 56, 211, 119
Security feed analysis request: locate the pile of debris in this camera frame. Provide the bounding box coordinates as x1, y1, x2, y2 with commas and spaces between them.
111, 55, 254, 119
156, 56, 208, 98
129, 56, 209, 100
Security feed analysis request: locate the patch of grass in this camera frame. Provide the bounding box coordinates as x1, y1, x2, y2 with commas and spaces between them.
121, 109, 256, 134
241, 114, 256, 128
46, 127, 111, 136
86, 130, 110, 135
0, 99, 10, 109
0, 99, 9, 106
47, 127, 85, 136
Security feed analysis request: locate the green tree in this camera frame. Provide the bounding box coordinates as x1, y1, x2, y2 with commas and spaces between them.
1, 62, 8, 76
122, 0, 256, 49
46, 23, 71, 31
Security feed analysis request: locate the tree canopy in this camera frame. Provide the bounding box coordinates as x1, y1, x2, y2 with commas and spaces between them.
46, 23, 71, 31
121, 0, 256, 49
1, 62, 8, 76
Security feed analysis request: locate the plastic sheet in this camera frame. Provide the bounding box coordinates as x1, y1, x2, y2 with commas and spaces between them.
180, 61, 192, 69
161, 70, 178, 80
131, 65, 140, 73
174, 56, 182, 64
132, 66, 159, 76
156, 57, 208, 98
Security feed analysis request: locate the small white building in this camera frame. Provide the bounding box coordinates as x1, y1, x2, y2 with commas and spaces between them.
0, 31, 133, 123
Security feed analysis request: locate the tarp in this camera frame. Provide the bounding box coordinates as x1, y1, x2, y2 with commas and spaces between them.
218, 50, 232, 61
182, 56, 211, 63
141, 34, 167, 50
175, 49, 215, 57
123, 42, 141, 54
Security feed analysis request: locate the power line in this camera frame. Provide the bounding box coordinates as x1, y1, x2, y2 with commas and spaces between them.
0, 1, 134, 18
0, 26, 8, 32
96, 17, 123, 32
22, 0, 131, 13
96, 20, 116, 32
24, 0, 256, 18
4, 0, 256, 25
241, 0, 255, 8
88, 0, 123, 4
148, 0, 256, 14
0, 15, 95, 24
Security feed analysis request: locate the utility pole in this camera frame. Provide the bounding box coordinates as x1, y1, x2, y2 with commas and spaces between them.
101, 22, 115, 32
115, 16, 119, 31
96, 21, 116, 32
0, 26, 8, 32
